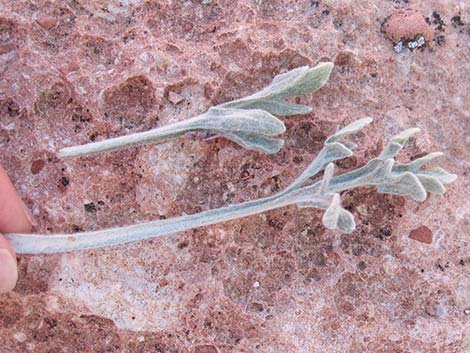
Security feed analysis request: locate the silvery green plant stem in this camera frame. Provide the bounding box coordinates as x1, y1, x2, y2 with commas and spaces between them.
5, 191, 296, 254
5, 118, 456, 254
58, 107, 289, 157
57, 63, 334, 157
2, 166, 386, 254
57, 118, 194, 158
58, 117, 199, 158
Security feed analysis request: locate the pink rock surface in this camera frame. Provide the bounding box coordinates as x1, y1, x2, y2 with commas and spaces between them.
0, 1, 469, 352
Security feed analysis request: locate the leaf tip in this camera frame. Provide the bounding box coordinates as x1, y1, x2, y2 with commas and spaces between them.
394, 127, 421, 142
363, 117, 374, 124
447, 173, 458, 183
431, 151, 444, 158
316, 61, 334, 74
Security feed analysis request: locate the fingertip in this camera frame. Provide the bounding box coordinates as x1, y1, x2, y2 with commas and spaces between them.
0, 234, 18, 293
0, 163, 33, 234
0, 233, 16, 258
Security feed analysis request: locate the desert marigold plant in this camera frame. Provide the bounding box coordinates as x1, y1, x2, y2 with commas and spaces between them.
6, 117, 456, 254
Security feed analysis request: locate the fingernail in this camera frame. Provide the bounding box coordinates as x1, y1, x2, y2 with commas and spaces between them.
0, 249, 18, 293
20, 200, 36, 227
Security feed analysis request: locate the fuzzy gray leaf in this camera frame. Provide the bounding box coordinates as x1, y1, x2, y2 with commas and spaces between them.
417, 175, 446, 194
284, 142, 353, 193
284, 119, 373, 193
377, 172, 427, 201
371, 159, 395, 180
200, 108, 286, 136
222, 100, 312, 116
296, 200, 329, 209
223, 131, 284, 154
247, 63, 334, 100
297, 202, 319, 208
393, 152, 443, 173
379, 128, 420, 160
320, 163, 335, 194
323, 142, 355, 161
322, 194, 355, 233
337, 209, 356, 233
417, 167, 457, 183
329, 159, 390, 190
220, 63, 334, 115
325, 117, 373, 144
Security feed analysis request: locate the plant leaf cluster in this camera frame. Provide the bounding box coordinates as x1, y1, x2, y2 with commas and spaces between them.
6, 118, 456, 253
58, 63, 333, 158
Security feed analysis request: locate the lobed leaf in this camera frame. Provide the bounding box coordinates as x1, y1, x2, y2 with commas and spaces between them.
199, 108, 286, 136
245, 62, 334, 101
223, 131, 284, 154
283, 118, 373, 193
417, 175, 446, 194
283, 142, 353, 193
396, 152, 443, 172
320, 163, 335, 194
417, 167, 457, 184
225, 100, 312, 116
377, 172, 427, 201
325, 117, 373, 144
322, 194, 355, 233
220, 63, 334, 116
329, 159, 389, 190
379, 128, 420, 160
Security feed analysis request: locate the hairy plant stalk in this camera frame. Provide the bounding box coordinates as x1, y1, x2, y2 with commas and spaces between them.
57, 63, 334, 157
5, 118, 456, 254
3, 173, 356, 254
57, 118, 199, 158
5, 192, 291, 254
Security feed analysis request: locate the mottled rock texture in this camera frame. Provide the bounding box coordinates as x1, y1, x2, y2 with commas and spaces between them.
0, 0, 469, 352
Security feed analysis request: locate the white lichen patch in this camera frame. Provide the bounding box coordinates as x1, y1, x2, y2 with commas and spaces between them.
394, 35, 426, 53
394, 41, 404, 53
